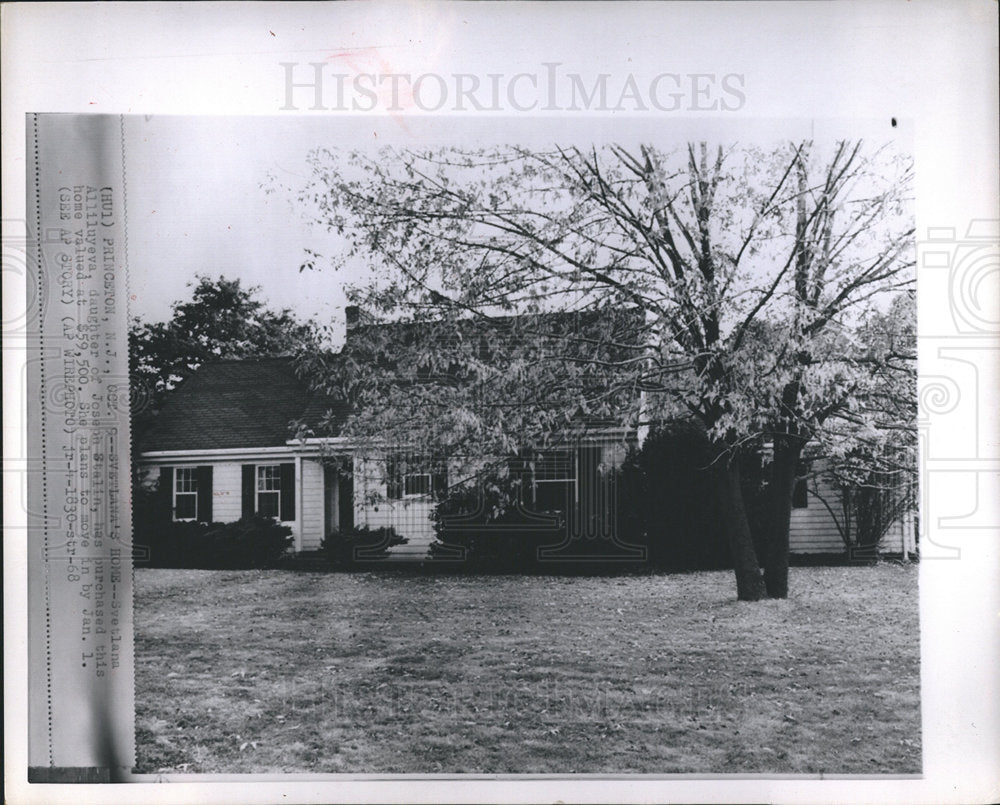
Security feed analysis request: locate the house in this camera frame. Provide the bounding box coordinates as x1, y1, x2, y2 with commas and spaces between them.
134, 311, 916, 560
134, 354, 639, 559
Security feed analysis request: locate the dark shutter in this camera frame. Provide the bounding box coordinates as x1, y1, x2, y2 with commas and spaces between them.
279, 462, 296, 521
196, 465, 213, 523
338, 460, 354, 531
158, 466, 174, 520
432, 460, 448, 500
242, 464, 255, 519
792, 478, 808, 509
792, 460, 810, 509
385, 455, 402, 500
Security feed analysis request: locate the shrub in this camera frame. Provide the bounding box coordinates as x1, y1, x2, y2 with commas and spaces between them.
429, 475, 570, 572
204, 515, 294, 569
132, 487, 293, 569
615, 420, 769, 571
426, 422, 773, 574
131, 482, 211, 568
134, 518, 215, 568
321, 526, 408, 567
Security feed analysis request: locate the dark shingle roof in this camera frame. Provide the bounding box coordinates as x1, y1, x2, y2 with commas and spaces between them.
138, 357, 348, 452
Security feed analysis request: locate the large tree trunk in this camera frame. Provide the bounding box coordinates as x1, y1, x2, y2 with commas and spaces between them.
764, 434, 805, 599
713, 451, 766, 601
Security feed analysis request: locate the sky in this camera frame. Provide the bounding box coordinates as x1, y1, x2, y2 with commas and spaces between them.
123, 115, 356, 328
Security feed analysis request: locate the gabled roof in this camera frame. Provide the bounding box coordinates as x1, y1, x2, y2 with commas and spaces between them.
138, 357, 348, 452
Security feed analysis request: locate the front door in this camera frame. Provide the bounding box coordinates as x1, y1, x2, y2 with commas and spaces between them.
324, 460, 354, 535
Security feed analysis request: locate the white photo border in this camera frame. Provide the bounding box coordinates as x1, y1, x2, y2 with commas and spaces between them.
3, 2, 998, 804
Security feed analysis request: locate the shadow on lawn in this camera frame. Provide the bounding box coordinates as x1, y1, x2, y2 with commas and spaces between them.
278, 550, 913, 577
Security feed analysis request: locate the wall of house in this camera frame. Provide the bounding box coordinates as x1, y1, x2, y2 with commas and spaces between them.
139, 458, 307, 550
349, 443, 634, 560
352, 456, 437, 558
299, 458, 325, 552
142, 448, 915, 559
212, 462, 243, 523
789, 469, 849, 553
789, 464, 910, 555
879, 508, 915, 555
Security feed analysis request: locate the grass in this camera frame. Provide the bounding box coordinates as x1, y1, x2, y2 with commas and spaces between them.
134, 564, 920, 774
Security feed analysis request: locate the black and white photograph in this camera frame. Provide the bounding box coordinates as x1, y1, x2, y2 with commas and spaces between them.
4, 3, 999, 803
120, 117, 921, 775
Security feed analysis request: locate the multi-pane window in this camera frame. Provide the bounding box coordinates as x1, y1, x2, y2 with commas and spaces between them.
530, 450, 576, 512
174, 467, 198, 520
403, 471, 432, 497
257, 465, 281, 518
386, 454, 445, 500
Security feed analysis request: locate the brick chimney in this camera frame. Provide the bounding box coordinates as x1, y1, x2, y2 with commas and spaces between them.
345, 305, 360, 329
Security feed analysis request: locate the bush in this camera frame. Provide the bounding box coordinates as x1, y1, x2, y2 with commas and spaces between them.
616, 420, 769, 571
132, 489, 293, 569
321, 526, 408, 567
133, 518, 213, 568
429, 475, 572, 572
204, 515, 294, 569
131, 483, 206, 568
615, 421, 728, 571
426, 422, 773, 574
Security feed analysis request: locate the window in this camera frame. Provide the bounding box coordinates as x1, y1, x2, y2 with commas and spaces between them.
529, 449, 576, 512
241, 463, 294, 521
386, 454, 445, 500
403, 471, 431, 497
174, 467, 198, 520
257, 465, 281, 518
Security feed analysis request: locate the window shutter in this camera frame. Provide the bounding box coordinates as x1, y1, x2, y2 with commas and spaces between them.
432, 461, 448, 500
279, 462, 296, 521
242, 464, 255, 519
792, 460, 809, 509
338, 462, 354, 531
385, 455, 402, 500
196, 465, 213, 523
158, 466, 174, 520
792, 478, 809, 509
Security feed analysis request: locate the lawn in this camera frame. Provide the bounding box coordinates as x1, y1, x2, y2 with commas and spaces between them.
134, 564, 920, 774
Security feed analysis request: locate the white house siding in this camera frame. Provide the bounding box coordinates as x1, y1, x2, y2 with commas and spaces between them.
879, 509, 915, 555
880, 517, 904, 554
299, 458, 326, 552
359, 499, 437, 558
142, 448, 915, 559
789, 469, 848, 553
790, 466, 912, 555
348, 444, 634, 560
139, 457, 305, 549
210, 462, 243, 523
352, 456, 438, 559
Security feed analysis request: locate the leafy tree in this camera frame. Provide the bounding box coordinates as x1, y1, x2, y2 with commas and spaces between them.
130, 275, 322, 426
807, 292, 918, 556
292, 141, 913, 600
745, 144, 916, 595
